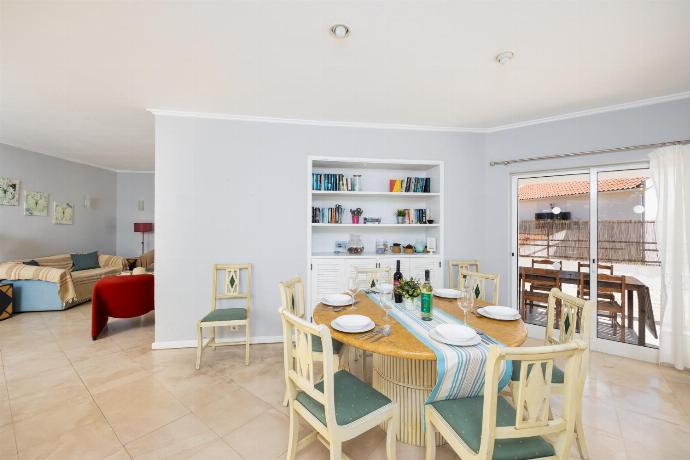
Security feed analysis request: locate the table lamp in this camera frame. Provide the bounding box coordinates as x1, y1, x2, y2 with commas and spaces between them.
133, 222, 153, 256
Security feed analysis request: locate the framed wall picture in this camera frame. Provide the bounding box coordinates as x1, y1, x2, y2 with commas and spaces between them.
24, 191, 49, 216
0, 177, 19, 206
53, 202, 74, 225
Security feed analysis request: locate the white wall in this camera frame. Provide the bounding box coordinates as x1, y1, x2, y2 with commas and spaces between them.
116, 172, 155, 257
519, 190, 642, 222
153, 116, 485, 345
483, 97, 690, 304
0, 143, 117, 261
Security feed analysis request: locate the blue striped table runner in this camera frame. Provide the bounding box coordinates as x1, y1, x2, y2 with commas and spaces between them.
369, 294, 512, 402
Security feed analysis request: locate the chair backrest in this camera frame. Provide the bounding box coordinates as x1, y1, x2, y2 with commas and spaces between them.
279, 276, 307, 319
353, 266, 392, 290
577, 261, 614, 275
212, 264, 251, 313
481, 341, 586, 459
459, 269, 499, 304
545, 288, 594, 347
578, 272, 625, 305
448, 259, 480, 289
531, 258, 561, 269
280, 308, 337, 428
520, 267, 561, 291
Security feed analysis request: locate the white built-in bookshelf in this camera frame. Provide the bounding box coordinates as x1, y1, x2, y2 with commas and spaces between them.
307, 157, 445, 310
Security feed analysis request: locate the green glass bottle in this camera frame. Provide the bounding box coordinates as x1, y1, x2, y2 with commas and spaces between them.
421, 269, 433, 321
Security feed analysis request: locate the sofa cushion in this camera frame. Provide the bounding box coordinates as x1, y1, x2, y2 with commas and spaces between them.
201, 308, 247, 322
23, 260, 40, 266
71, 267, 121, 284
71, 252, 100, 271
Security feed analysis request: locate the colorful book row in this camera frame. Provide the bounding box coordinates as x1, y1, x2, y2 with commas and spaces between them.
389, 177, 431, 193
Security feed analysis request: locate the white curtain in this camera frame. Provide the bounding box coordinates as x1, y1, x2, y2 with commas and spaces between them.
650, 145, 690, 370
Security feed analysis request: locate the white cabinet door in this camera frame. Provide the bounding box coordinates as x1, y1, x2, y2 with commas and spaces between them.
409, 257, 442, 287
343, 258, 378, 289
310, 260, 345, 310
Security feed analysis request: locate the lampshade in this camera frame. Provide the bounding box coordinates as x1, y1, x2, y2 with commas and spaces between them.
133, 222, 153, 233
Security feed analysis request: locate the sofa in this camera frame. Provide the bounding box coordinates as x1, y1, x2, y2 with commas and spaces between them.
0, 253, 127, 312
135, 249, 154, 271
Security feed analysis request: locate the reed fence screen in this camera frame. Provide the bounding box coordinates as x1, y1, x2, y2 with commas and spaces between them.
518, 220, 660, 265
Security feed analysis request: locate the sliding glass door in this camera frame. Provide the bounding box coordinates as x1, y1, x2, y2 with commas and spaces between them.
512, 164, 660, 361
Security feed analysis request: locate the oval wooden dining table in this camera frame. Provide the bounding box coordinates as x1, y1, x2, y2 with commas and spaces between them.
312, 292, 528, 446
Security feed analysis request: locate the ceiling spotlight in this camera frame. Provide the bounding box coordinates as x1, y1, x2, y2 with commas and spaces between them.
495, 51, 514, 65
330, 24, 350, 39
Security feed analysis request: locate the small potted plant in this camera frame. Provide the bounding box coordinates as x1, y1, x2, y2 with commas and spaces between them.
350, 207, 363, 224
396, 277, 421, 310
395, 209, 406, 224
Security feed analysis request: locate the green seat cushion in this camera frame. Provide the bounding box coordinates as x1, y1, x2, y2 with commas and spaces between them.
511, 361, 564, 384
311, 336, 344, 354
71, 251, 100, 271
201, 308, 247, 322
296, 370, 391, 426
430, 396, 555, 460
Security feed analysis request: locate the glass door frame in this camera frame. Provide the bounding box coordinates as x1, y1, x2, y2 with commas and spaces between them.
511, 162, 658, 363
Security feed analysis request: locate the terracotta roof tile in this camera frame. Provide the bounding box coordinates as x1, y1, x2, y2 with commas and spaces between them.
518, 177, 645, 200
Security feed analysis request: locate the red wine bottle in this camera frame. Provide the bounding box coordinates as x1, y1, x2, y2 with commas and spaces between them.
394, 260, 403, 303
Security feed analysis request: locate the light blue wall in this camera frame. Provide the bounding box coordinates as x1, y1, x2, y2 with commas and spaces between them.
0, 143, 117, 261
116, 172, 155, 257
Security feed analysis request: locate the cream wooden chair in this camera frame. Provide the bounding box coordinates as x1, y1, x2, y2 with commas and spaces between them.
280, 276, 347, 406
353, 266, 392, 290
352, 266, 391, 381
280, 308, 399, 460
459, 269, 500, 304
425, 340, 586, 460
195, 264, 251, 369
509, 288, 595, 460
447, 259, 480, 289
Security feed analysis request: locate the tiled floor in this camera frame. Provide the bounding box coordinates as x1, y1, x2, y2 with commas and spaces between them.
1, 303, 690, 459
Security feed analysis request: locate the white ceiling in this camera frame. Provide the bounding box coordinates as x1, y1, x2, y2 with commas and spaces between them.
1, 1, 689, 171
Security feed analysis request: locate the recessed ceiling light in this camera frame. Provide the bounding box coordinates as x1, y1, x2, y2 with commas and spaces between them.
495, 51, 514, 65
330, 24, 350, 39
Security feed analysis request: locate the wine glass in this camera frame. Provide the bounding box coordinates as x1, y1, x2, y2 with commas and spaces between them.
458, 288, 474, 327
346, 277, 359, 310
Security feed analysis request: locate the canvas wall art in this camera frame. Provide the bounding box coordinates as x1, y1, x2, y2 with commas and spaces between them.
53, 202, 74, 225
24, 191, 49, 216
0, 177, 19, 206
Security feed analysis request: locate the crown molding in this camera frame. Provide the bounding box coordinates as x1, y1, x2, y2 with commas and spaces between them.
484, 90, 690, 133
115, 170, 155, 174
147, 109, 485, 133
0, 140, 118, 172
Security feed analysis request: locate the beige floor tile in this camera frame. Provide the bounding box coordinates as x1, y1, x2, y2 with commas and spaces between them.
365, 439, 425, 460
59, 336, 123, 363
0, 399, 11, 428
569, 425, 627, 460
12, 397, 111, 456
102, 448, 133, 460
232, 361, 288, 408
618, 408, 690, 460
223, 408, 290, 459
1, 349, 72, 382
18, 419, 122, 460
125, 413, 218, 459
93, 375, 189, 444
167, 439, 243, 460
5, 365, 85, 401
609, 382, 688, 424
73, 351, 150, 395
343, 426, 387, 459
0, 423, 17, 459
191, 383, 271, 437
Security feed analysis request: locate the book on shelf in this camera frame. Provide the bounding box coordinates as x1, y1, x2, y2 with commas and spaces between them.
312, 204, 343, 223
312, 173, 355, 192
388, 177, 431, 193
400, 208, 429, 224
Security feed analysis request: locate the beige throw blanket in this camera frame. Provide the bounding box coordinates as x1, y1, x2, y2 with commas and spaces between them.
0, 262, 77, 304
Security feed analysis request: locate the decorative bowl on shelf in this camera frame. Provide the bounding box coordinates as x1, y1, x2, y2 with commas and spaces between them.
403, 244, 415, 254
347, 234, 364, 255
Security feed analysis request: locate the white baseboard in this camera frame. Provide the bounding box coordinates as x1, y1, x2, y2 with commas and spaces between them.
151, 335, 283, 350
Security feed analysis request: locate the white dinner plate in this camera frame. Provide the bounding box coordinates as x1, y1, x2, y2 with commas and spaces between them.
375, 283, 394, 294
434, 324, 477, 342
429, 328, 481, 347
322, 294, 353, 307
477, 306, 521, 321
331, 316, 375, 333
433, 288, 462, 299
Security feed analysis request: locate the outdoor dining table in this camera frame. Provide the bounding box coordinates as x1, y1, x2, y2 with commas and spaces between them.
519, 267, 658, 345
312, 292, 527, 446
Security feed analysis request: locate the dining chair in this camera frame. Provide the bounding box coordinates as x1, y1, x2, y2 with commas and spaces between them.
195, 263, 251, 370
531, 258, 561, 269
510, 288, 595, 460
579, 273, 627, 342
459, 269, 499, 305
280, 308, 399, 460
576, 262, 615, 301
519, 267, 561, 320
447, 259, 481, 289
577, 261, 614, 275
425, 340, 587, 460
279, 276, 347, 406
353, 266, 392, 290
352, 266, 391, 380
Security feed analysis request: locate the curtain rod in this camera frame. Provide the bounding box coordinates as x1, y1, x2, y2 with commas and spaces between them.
489, 139, 690, 167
